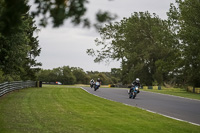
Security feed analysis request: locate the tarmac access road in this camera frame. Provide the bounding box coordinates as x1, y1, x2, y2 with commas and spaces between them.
82, 87, 200, 126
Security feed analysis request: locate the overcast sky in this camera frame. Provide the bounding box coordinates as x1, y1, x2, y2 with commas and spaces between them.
33, 0, 175, 72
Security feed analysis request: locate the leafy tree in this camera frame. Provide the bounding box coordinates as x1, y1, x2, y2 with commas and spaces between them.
58, 66, 76, 85
0, 0, 29, 35
0, 2, 41, 82
49, 68, 62, 82
0, 0, 117, 32
86, 71, 99, 81
37, 69, 52, 82
71, 67, 90, 84
178, 0, 200, 87
20, 14, 42, 80
88, 12, 179, 85
0, 69, 5, 83
167, 0, 200, 87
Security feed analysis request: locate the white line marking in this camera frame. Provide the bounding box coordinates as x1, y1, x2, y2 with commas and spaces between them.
138, 107, 200, 126
81, 87, 200, 126
141, 90, 200, 102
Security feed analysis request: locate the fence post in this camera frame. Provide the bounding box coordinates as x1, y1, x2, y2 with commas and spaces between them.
39, 81, 42, 87
36, 81, 38, 87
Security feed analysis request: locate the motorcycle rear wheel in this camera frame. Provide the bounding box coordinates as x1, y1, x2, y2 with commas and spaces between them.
129, 93, 133, 99
132, 92, 136, 99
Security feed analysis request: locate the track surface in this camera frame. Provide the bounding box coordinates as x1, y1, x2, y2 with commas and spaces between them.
82, 87, 200, 125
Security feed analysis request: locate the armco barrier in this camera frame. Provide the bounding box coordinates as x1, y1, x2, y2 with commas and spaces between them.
142, 86, 162, 90
0, 81, 36, 97
195, 88, 200, 94
187, 86, 200, 94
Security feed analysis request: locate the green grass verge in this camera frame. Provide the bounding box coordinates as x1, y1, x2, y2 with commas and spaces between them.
141, 87, 200, 100
0, 85, 199, 133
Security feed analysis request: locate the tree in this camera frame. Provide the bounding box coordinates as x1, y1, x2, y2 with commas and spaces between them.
110, 68, 121, 84
57, 66, 75, 85
0, 0, 29, 35
179, 0, 200, 87
36, 69, 52, 82
87, 12, 179, 85
20, 14, 42, 80
168, 0, 200, 87
0, 2, 41, 82
71, 67, 90, 84
0, 0, 117, 33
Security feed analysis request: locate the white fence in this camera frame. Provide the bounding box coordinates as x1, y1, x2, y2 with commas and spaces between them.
0, 81, 36, 97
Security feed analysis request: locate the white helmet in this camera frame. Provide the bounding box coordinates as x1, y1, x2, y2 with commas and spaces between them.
136, 78, 140, 82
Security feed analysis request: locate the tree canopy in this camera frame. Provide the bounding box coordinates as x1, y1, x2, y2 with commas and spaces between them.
87, 12, 179, 85
88, 0, 200, 87
0, 0, 117, 33
0, 0, 41, 82
167, 0, 200, 87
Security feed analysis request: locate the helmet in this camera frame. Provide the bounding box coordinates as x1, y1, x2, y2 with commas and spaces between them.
98, 78, 100, 80
136, 78, 140, 82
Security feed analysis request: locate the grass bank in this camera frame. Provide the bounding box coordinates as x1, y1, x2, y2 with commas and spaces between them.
0, 85, 199, 133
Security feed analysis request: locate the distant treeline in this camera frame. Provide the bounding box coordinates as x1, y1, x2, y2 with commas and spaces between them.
36, 66, 121, 85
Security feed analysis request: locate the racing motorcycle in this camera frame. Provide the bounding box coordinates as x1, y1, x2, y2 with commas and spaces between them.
94, 82, 100, 91
129, 86, 139, 99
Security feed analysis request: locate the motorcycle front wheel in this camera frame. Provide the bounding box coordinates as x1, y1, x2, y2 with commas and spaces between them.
132, 92, 137, 99
129, 92, 133, 99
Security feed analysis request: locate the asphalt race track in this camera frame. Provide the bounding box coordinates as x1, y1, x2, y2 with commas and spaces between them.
82, 87, 200, 126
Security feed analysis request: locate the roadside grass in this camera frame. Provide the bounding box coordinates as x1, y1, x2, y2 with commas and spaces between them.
0, 85, 199, 133
141, 87, 200, 100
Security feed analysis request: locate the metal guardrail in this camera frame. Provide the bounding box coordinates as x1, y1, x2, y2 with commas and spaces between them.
187, 86, 200, 94
0, 81, 36, 97
142, 86, 162, 90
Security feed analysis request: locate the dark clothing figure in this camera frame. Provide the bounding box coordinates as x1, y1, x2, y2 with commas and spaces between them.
129, 78, 141, 94
96, 78, 101, 86
94, 78, 101, 90
132, 80, 141, 88
90, 79, 95, 88
97, 79, 101, 84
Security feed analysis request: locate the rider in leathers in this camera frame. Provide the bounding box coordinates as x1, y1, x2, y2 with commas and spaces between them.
90, 79, 95, 88
129, 78, 141, 94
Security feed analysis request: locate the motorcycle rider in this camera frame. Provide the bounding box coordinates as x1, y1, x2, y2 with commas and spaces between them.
90, 79, 95, 88
95, 78, 101, 88
128, 78, 141, 94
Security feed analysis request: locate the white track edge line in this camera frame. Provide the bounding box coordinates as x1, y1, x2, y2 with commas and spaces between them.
141, 90, 200, 102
